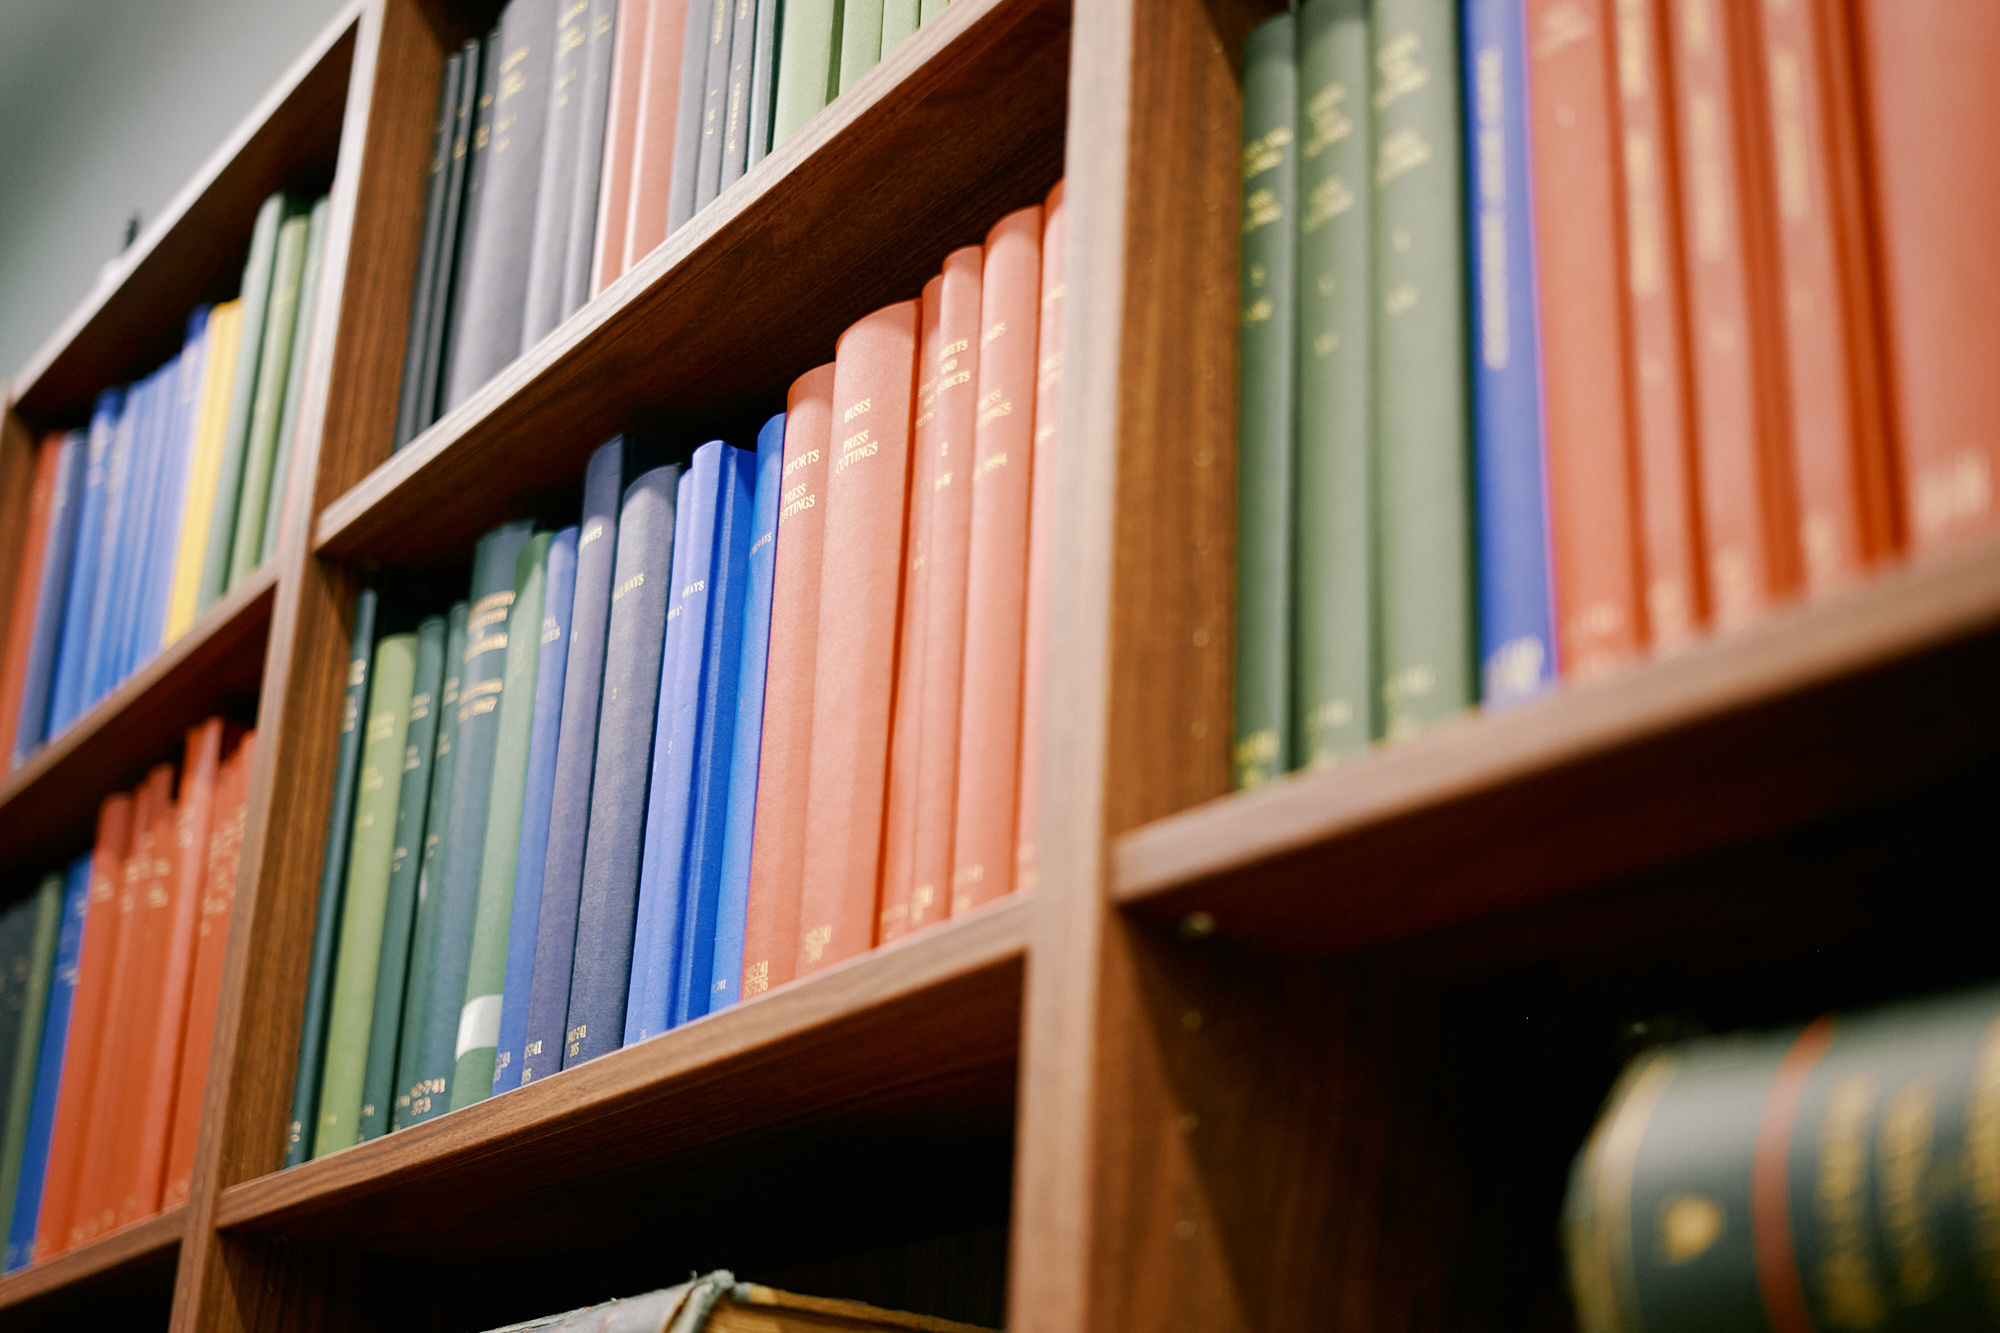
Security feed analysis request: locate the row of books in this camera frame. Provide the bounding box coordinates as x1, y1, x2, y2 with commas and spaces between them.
397, 0, 946, 444
0, 721, 255, 1271
1231, 0, 2000, 785
473, 1272, 992, 1332
0, 191, 330, 773
288, 182, 1065, 1162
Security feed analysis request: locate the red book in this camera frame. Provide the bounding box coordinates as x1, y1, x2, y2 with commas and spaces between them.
908, 246, 982, 933
623, 0, 691, 273
1016, 181, 1065, 894
740, 365, 836, 997
1667, 0, 1799, 628
0, 433, 61, 753
1852, 1, 2000, 549
794, 301, 919, 976
592, 0, 653, 294
164, 727, 254, 1208
949, 206, 1041, 916
1526, 0, 1645, 677
33, 792, 134, 1261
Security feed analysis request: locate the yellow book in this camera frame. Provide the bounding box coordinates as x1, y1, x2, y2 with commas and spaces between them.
165, 300, 242, 643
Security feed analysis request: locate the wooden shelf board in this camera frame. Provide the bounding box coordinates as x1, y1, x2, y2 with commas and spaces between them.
214, 895, 1033, 1254
0, 1205, 182, 1324
313, 0, 1069, 567
0, 565, 277, 874
1113, 537, 2000, 954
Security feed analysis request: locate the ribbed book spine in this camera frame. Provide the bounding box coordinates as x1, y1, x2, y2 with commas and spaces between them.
1016, 180, 1066, 893
198, 192, 285, 613
3, 860, 84, 1272
395, 52, 463, 451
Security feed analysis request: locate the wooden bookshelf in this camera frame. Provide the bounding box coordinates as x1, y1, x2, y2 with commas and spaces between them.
0, 1206, 182, 1332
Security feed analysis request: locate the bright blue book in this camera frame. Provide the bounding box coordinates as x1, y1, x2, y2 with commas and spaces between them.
491, 524, 579, 1095
5, 855, 89, 1271
80, 382, 142, 710
45, 392, 121, 737
12, 430, 87, 766
139, 312, 211, 662
111, 366, 170, 687
1464, 0, 1555, 707
708, 413, 784, 1012
519, 439, 628, 1086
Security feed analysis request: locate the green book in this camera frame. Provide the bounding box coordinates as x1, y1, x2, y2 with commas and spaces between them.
1293, 0, 1374, 767
393, 602, 468, 1131
1232, 12, 1297, 791
198, 191, 287, 614
1370, 0, 1472, 740
836, 0, 883, 92
259, 194, 332, 567
918, 0, 946, 27
358, 613, 447, 1141
0, 879, 58, 1241
771, 0, 843, 148
450, 532, 551, 1109
312, 632, 417, 1158
227, 208, 313, 589
880, 0, 917, 63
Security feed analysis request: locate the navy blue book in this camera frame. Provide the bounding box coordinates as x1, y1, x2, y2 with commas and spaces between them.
46, 394, 121, 737
80, 382, 142, 709
12, 430, 87, 766
562, 464, 679, 1069
492, 524, 579, 1094
520, 439, 628, 1085
709, 413, 784, 1011
5, 855, 88, 1271
1464, 0, 1555, 706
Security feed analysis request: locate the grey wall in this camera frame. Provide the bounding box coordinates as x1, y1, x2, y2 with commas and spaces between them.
0, 0, 345, 384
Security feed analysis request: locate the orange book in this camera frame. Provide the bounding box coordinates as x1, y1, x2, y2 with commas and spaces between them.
1526, 0, 1645, 676
33, 792, 134, 1261
907, 246, 982, 933
164, 727, 255, 1207
1016, 182, 1065, 894
949, 206, 1041, 916
0, 433, 61, 753
1666, 0, 1798, 629
1755, 0, 1894, 591
111, 769, 184, 1229
740, 365, 836, 998
592, 0, 653, 293
1851, 1, 1996, 549
794, 301, 919, 977
623, 0, 691, 272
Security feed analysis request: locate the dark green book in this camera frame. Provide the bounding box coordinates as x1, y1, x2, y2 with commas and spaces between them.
1369, 0, 1471, 740
360, 613, 447, 1141
450, 531, 550, 1109
228, 207, 312, 588
282, 586, 378, 1167
1233, 12, 1297, 791
407, 522, 535, 1124
1292, 0, 1374, 767
0, 880, 56, 1241
394, 51, 463, 452
393, 602, 468, 1130
260, 194, 332, 567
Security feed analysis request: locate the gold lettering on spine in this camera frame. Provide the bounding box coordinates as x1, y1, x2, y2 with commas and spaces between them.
1768, 48, 1810, 222
1688, 93, 1728, 261
1968, 1018, 2000, 1304
1878, 1080, 1938, 1302
1815, 1074, 1888, 1327
1374, 32, 1429, 108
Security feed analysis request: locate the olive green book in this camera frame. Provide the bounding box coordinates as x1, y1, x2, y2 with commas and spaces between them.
0, 876, 59, 1241
771, 0, 844, 148
227, 208, 313, 588
1370, 0, 1471, 740
880, 0, 917, 61
450, 532, 551, 1109
836, 0, 883, 93
312, 632, 417, 1158
1292, 0, 1374, 766
1233, 12, 1298, 790
918, 0, 946, 27
259, 194, 332, 567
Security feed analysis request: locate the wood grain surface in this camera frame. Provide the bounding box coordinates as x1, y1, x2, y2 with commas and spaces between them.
0, 1206, 182, 1331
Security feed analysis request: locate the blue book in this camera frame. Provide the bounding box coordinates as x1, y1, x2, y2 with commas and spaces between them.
11, 430, 87, 766
81, 383, 142, 710
5, 855, 89, 1271
110, 367, 169, 687
139, 313, 211, 661
46, 392, 121, 737
519, 439, 628, 1086
1464, 0, 1556, 706
709, 413, 785, 1012
492, 524, 579, 1094
563, 463, 679, 1069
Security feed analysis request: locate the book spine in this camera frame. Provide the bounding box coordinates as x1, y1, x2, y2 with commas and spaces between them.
3, 860, 85, 1271
719, 0, 758, 192
1234, 14, 1298, 785
493, 527, 578, 1094
395, 54, 464, 451
520, 439, 627, 1085
1016, 180, 1065, 893
880, 0, 916, 60
1373, 0, 1475, 737
593, 0, 649, 294
565, 0, 620, 315
81, 390, 139, 707
564, 466, 679, 1067
420, 39, 488, 436
115, 775, 186, 1225
229, 208, 312, 588
45, 397, 120, 738
745, 0, 781, 169
13, 432, 87, 765
795, 301, 919, 976
837, 0, 883, 93
740, 366, 835, 999
525, 1, 593, 351
669, 0, 721, 230
148, 318, 209, 652
261, 195, 333, 565
0, 877, 59, 1250
0, 437, 61, 755
623, 0, 692, 270
770, 0, 841, 149
167, 303, 242, 636
282, 587, 378, 1166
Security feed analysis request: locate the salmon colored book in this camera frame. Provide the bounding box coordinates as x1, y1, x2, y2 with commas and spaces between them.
740, 365, 836, 997
1016, 182, 1064, 894
1851, 2, 1995, 548
950, 206, 1041, 916
0, 433, 62, 752
111, 769, 184, 1228
1611, 0, 1705, 647
33, 792, 134, 1261
1526, 0, 1644, 677
908, 246, 982, 933
794, 301, 919, 976
876, 276, 944, 945
1667, 0, 1798, 629
623, 0, 692, 273
592, 0, 653, 293
1754, 0, 1893, 592
164, 727, 254, 1207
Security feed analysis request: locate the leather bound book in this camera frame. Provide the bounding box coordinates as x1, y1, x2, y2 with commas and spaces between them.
692, 0, 745, 210
1853, 2, 2000, 550
795, 300, 919, 976
593, 0, 649, 294
1525, 0, 1645, 678
525, 0, 595, 351
838, 0, 883, 93
13, 430, 87, 765
45, 394, 119, 739
770, 0, 839, 149
909, 248, 981, 933
422, 38, 487, 433
565, 0, 620, 314
0, 435, 62, 756
198, 192, 285, 615
623, 0, 691, 270
740, 366, 835, 999
4, 861, 85, 1271
1016, 181, 1065, 893
719, 0, 758, 192
667, 0, 721, 231
745, 0, 781, 169
395, 52, 464, 451
950, 207, 1041, 915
